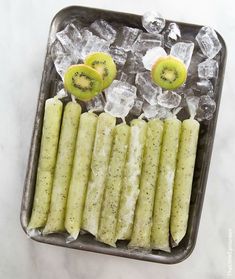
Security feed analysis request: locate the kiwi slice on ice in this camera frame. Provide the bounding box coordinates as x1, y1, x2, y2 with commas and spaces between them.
84, 52, 117, 89
64, 64, 103, 101
151, 56, 187, 90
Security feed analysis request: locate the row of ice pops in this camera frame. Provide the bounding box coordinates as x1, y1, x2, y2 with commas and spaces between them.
28, 97, 200, 251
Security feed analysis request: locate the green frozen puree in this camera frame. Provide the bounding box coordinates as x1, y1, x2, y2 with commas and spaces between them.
129, 119, 163, 249
43, 102, 81, 233
98, 123, 130, 247
65, 112, 98, 239
28, 98, 63, 229
151, 118, 181, 252
82, 113, 116, 236
116, 119, 147, 240
170, 118, 200, 245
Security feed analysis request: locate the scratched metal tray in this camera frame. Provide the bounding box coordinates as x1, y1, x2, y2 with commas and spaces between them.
20, 6, 227, 264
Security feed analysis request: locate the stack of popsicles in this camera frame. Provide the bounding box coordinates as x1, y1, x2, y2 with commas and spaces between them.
28, 97, 199, 252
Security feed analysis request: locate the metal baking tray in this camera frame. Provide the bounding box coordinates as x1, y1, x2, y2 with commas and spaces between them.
20, 5, 227, 264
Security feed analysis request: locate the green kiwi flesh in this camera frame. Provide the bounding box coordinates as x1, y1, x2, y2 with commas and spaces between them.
151, 56, 187, 90
64, 64, 103, 101
84, 52, 117, 89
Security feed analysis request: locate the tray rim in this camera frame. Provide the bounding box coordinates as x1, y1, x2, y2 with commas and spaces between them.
20, 5, 227, 265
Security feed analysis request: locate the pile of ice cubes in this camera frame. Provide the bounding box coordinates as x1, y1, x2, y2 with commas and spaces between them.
51, 12, 222, 122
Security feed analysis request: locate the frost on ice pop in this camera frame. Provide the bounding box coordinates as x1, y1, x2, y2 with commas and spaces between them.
170, 118, 200, 245
98, 124, 130, 247
28, 98, 63, 229
43, 102, 81, 234
129, 119, 163, 249
65, 112, 98, 240
116, 119, 147, 240
151, 118, 181, 252
82, 112, 116, 237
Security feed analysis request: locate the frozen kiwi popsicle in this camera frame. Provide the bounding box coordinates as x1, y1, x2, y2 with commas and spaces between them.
170, 118, 200, 245
28, 98, 63, 230
97, 123, 130, 247
82, 112, 116, 237
129, 119, 164, 249
116, 119, 147, 240
43, 102, 81, 234
151, 118, 181, 252
65, 112, 98, 240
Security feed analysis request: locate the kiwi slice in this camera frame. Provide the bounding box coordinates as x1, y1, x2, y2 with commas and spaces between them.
64, 64, 103, 101
84, 52, 117, 89
151, 56, 187, 90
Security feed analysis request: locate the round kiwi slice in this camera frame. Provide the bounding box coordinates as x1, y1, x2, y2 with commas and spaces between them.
151, 56, 187, 90
84, 52, 117, 89
64, 64, 103, 101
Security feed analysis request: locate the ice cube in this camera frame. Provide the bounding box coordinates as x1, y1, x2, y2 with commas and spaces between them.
130, 98, 144, 116
109, 46, 127, 68
196, 79, 214, 95
55, 81, 68, 99
168, 23, 181, 40
188, 51, 205, 77
50, 40, 77, 79
186, 96, 199, 118
142, 47, 167, 70
117, 71, 136, 84
104, 80, 137, 118
90, 19, 117, 43
70, 19, 86, 31
57, 88, 68, 99
81, 33, 110, 59
142, 11, 165, 34
164, 23, 181, 48
104, 101, 132, 119
85, 94, 105, 112
196, 95, 216, 121
143, 103, 172, 119
114, 26, 141, 51
196, 26, 222, 59
132, 33, 164, 54
135, 72, 162, 105
198, 59, 218, 79
56, 23, 82, 60
124, 52, 145, 74
170, 42, 194, 69
142, 103, 158, 119
105, 80, 137, 104
157, 91, 182, 109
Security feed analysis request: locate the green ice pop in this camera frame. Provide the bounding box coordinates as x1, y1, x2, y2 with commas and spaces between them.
97, 123, 130, 247
116, 119, 147, 240
170, 118, 200, 245
28, 98, 63, 229
129, 119, 164, 249
151, 118, 181, 252
82, 113, 116, 236
43, 102, 81, 234
65, 112, 98, 239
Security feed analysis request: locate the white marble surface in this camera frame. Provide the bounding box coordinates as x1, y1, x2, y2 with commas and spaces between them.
0, 0, 234, 278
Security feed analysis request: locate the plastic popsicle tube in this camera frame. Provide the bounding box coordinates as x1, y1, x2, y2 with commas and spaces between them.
97, 123, 130, 247
65, 112, 98, 240
116, 119, 147, 240
170, 118, 200, 245
129, 119, 164, 249
151, 118, 181, 252
28, 98, 63, 229
43, 102, 81, 233
82, 112, 116, 236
